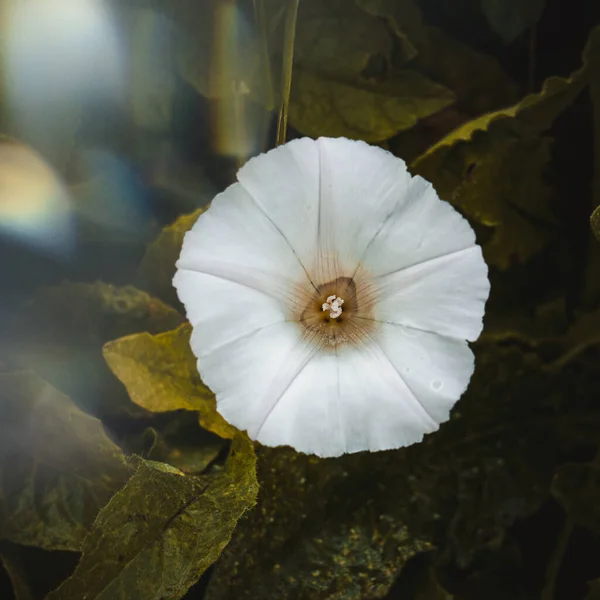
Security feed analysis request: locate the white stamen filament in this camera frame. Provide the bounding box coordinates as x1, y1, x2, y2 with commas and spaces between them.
322, 294, 344, 319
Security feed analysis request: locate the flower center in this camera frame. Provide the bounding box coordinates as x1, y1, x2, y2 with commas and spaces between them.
322, 294, 344, 319
295, 272, 376, 350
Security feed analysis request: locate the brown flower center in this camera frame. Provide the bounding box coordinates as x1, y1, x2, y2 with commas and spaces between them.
298, 275, 375, 348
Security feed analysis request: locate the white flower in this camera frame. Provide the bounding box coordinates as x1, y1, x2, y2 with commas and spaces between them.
174, 137, 490, 458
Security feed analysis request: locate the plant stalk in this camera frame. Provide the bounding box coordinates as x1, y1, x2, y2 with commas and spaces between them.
276, 0, 300, 146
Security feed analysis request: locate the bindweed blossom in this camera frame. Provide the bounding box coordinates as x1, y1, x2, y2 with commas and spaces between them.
174, 137, 490, 458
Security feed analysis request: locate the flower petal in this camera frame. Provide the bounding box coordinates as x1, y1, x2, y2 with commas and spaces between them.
372, 245, 489, 341
236, 137, 413, 283
362, 175, 477, 276
374, 323, 475, 424
255, 352, 346, 457
236, 138, 321, 282
176, 180, 314, 305
194, 321, 322, 439
173, 270, 288, 358
258, 339, 441, 458
313, 137, 411, 280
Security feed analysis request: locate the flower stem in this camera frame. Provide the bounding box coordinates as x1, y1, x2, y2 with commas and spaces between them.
540, 515, 573, 600
276, 0, 299, 147
252, 0, 274, 112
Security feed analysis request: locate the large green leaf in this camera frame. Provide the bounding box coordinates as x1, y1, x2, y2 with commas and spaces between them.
289, 67, 455, 142
482, 0, 546, 43
414, 26, 518, 116
205, 446, 431, 600
354, 0, 425, 64
103, 323, 237, 440
135, 208, 205, 309
0, 372, 131, 551
412, 28, 596, 269
356, 0, 517, 117
47, 435, 258, 600
10, 282, 184, 418
287, 0, 454, 141
294, 0, 396, 80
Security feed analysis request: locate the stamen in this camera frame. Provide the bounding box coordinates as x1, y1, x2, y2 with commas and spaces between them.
322, 294, 344, 319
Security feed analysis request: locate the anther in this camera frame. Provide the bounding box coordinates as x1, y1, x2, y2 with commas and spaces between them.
322, 295, 344, 319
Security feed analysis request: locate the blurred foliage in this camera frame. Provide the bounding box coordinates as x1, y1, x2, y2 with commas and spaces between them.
1, 0, 600, 599
413, 26, 598, 269
136, 208, 205, 309
288, 68, 454, 142
0, 372, 131, 551
5, 282, 184, 418
286, 0, 455, 141
481, 0, 546, 43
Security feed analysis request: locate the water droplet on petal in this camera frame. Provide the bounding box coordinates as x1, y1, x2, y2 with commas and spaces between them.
404, 367, 411, 374
431, 380, 443, 390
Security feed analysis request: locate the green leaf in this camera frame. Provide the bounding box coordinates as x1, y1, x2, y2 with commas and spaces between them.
287, 0, 455, 141
0, 372, 131, 551
413, 27, 518, 116
412, 41, 591, 269
354, 0, 425, 64
47, 435, 258, 600
205, 446, 431, 600
551, 462, 600, 534
11, 282, 184, 418
289, 67, 455, 142
293, 0, 396, 80
135, 208, 205, 310
482, 0, 546, 43
409, 344, 564, 567
103, 323, 237, 440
